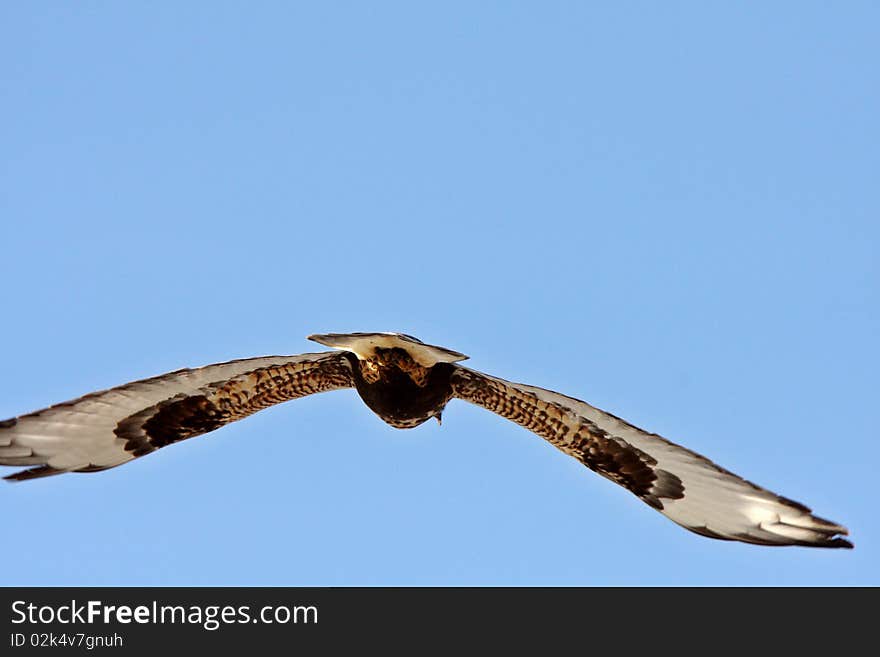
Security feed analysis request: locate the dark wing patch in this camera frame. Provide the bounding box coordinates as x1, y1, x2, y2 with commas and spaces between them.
449, 366, 851, 548
450, 367, 681, 509
117, 356, 355, 456
118, 394, 224, 455
1, 352, 355, 480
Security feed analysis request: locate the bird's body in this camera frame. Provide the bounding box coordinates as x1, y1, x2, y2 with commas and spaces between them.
0, 332, 853, 549
311, 333, 463, 429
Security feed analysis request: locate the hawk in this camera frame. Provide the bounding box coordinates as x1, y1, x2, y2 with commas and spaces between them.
0, 332, 852, 548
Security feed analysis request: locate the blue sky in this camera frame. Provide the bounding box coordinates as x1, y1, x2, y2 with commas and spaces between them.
1, 3, 876, 585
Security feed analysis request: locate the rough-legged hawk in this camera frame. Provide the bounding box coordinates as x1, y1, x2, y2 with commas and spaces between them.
0, 332, 852, 548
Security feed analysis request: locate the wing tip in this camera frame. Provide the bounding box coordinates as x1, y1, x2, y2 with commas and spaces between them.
4, 462, 118, 482
783, 507, 854, 549
3, 465, 67, 482
687, 524, 853, 548
805, 521, 853, 549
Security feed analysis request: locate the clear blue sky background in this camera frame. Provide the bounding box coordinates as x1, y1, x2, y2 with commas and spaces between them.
1, 3, 876, 586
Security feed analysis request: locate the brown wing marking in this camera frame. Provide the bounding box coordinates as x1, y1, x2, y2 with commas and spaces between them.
117, 355, 355, 455
450, 367, 683, 509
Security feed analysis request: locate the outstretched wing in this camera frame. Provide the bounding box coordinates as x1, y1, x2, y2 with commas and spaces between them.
0, 351, 354, 481
450, 366, 851, 548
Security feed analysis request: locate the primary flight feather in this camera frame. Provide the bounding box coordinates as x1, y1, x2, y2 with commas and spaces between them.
0, 332, 851, 548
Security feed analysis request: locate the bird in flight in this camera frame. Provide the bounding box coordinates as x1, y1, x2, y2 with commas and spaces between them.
0, 332, 851, 548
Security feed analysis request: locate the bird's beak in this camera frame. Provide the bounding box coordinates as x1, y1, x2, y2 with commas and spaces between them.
434, 413, 443, 426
